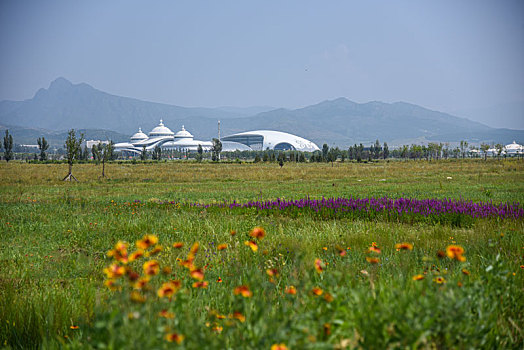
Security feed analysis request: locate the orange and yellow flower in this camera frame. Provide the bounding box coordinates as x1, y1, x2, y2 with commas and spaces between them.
462, 268, 470, 275
104, 279, 120, 291
134, 276, 150, 290
368, 246, 381, 254
190, 268, 205, 281
136, 234, 158, 250
157, 281, 180, 298
311, 287, 323, 296
271, 344, 288, 350
231, 311, 245, 322
412, 274, 425, 281
234, 285, 253, 297
324, 292, 334, 302
249, 227, 266, 239
165, 332, 184, 344
107, 241, 129, 263
130, 290, 146, 303
244, 240, 258, 252
129, 249, 144, 262
217, 277, 223, 283
159, 310, 175, 319
143, 260, 160, 276
266, 268, 279, 277
192, 281, 209, 289
366, 257, 380, 264
148, 245, 163, 256
433, 276, 446, 284
446, 245, 466, 262
314, 258, 324, 273
395, 242, 413, 251
103, 263, 126, 279
285, 286, 297, 295
173, 242, 184, 249
217, 243, 228, 250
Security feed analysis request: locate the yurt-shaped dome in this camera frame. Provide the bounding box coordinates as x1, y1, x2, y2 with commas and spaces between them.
149, 119, 175, 137
130, 127, 148, 141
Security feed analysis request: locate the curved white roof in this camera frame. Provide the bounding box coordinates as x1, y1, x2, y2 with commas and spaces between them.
505, 141, 522, 150
222, 130, 320, 152
130, 127, 148, 141
149, 119, 174, 137
174, 125, 194, 139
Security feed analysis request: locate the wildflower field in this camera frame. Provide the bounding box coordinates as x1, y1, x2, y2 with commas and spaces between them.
1, 160, 523, 349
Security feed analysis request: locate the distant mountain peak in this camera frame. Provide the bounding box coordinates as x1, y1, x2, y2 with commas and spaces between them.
49, 77, 73, 90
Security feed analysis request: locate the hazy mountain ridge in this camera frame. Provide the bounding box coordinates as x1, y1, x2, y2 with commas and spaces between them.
0, 78, 522, 147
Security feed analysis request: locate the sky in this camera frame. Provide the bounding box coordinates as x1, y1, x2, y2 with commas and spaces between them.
0, 0, 523, 126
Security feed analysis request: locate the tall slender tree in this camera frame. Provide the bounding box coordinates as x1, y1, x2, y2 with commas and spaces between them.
211, 138, 222, 161
37, 137, 49, 161
3, 129, 13, 162
63, 129, 84, 181
383, 142, 389, 160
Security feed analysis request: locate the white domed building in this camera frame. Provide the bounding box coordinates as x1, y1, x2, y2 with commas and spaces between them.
221, 130, 320, 152
504, 141, 523, 157
114, 120, 212, 154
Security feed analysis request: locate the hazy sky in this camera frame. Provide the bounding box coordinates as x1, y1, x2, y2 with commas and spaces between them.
1, 0, 523, 118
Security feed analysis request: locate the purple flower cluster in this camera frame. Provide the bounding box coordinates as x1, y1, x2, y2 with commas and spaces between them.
193, 196, 523, 220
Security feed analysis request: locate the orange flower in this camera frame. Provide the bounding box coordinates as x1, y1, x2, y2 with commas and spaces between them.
162, 266, 172, 275
190, 268, 205, 281
143, 260, 160, 275
173, 242, 184, 249
371, 241, 378, 247
244, 240, 258, 252
366, 257, 380, 264
192, 281, 209, 289
157, 281, 180, 298
266, 268, 279, 277
336, 246, 347, 256
395, 242, 413, 251
129, 249, 144, 262
215, 314, 226, 320
189, 242, 200, 256
271, 344, 288, 350
130, 290, 146, 303
231, 311, 245, 322
134, 276, 150, 290
165, 333, 184, 344
107, 241, 129, 263
314, 258, 324, 273
249, 227, 266, 239
433, 276, 446, 284
103, 263, 126, 279
104, 279, 120, 291
368, 246, 381, 254
70, 325, 79, 330
285, 286, 297, 295
446, 245, 466, 262
127, 269, 140, 281
462, 269, 470, 275
230, 230, 237, 236
212, 325, 223, 333
324, 292, 334, 302
179, 258, 194, 270
217, 243, 228, 250
136, 234, 158, 250
311, 287, 323, 296
437, 250, 446, 258
217, 277, 223, 283
412, 274, 425, 281
324, 323, 332, 336
149, 245, 163, 256
234, 285, 252, 297
159, 310, 175, 319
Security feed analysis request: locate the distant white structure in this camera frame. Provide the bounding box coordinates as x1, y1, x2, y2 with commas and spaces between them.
85, 140, 110, 149
221, 130, 320, 152
114, 120, 320, 154
505, 141, 523, 157
114, 120, 212, 154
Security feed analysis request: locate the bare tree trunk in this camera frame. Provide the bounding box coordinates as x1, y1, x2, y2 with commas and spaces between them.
63, 162, 78, 181
102, 159, 105, 178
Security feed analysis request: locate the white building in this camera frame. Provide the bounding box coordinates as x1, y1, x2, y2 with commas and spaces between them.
505, 141, 523, 157
114, 120, 212, 154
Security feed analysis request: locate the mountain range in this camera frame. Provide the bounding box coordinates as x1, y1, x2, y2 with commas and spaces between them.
1, 77, 522, 148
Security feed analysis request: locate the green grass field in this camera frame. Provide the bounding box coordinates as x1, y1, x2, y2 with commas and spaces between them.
1, 160, 523, 349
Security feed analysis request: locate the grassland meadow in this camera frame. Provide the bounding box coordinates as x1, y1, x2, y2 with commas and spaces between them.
1, 159, 523, 349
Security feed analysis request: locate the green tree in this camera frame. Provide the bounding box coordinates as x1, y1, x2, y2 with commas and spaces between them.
299, 152, 306, 162
322, 144, 329, 162
99, 141, 114, 178
211, 138, 222, 162
37, 137, 49, 161
196, 144, 203, 162
3, 129, 13, 162
152, 145, 162, 160
480, 143, 490, 161
63, 129, 84, 181
460, 140, 469, 159
140, 145, 147, 161
495, 143, 504, 160
383, 142, 389, 160
373, 139, 381, 159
